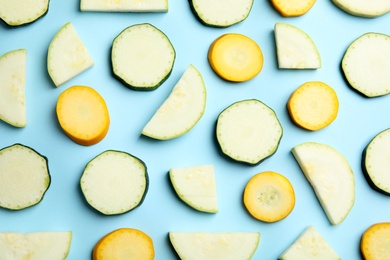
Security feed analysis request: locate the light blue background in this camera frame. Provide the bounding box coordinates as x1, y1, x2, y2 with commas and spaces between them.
1, 1, 390, 259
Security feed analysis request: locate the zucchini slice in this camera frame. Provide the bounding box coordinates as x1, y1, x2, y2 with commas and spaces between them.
216, 99, 283, 166
80, 150, 148, 215
342, 32, 390, 97
188, 0, 253, 27
169, 232, 260, 260
271, 0, 316, 17
292, 142, 355, 225
331, 0, 390, 18
111, 23, 175, 91
362, 128, 390, 195
141, 64, 206, 140
0, 49, 27, 127
0, 231, 72, 260
361, 222, 390, 260
80, 0, 168, 12
0, 0, 49, 27
0, 143, 50, 210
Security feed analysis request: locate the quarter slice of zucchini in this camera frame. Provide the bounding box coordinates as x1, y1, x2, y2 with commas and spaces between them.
80, 0, 168, 12
216, 99, 283, 166
331, 0, 390, 17
80, 150, 148, 215
0, 0, 49, 27
0, 143, 50, 210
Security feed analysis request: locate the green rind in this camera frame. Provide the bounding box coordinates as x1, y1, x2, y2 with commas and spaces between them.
0, 0, 50, 27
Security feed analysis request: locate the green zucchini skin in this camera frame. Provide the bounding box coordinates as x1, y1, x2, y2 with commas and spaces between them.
0, 1, 50, 27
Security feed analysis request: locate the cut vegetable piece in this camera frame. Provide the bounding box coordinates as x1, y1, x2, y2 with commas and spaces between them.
80, 150, 148, 215
111, 23, 175, 91
279, 226, 340, 260
274, 23, 321, 69
56, 85, 110, 146
342, 32, 390, 97
80, 0, 168, 12
271, 0, 316, 16
361, 222, 390, 260
216, 99, 283, 166
0, 49, 27, 127
47, 22, 94, 87
208, 33, 263, 82
287, 81, 339, 131
0, 231, 72, 260
93, 228, 154, 260
362, 128, 390, 195
292, 142, 355, 225
0, 0, 49, 26
244, 171, 295, 223
169, 164, 217, 213
169, 232, 260, 260
142, 65, 206, 140
0, 143, 50, 210
332, 0, 390, 17
188, 0, 253, 27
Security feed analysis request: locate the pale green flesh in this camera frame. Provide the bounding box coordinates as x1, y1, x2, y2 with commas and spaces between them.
0, 232, 72, 260
291, 142, 355, 225
142, 64, 206, 139
169, 164, 218, 213
331, 0, 390, 17
0, 0, 49, 26
80, 0, 168, 12
47, 22, 94, 87
169, 232, 260, 260
0, 49, 27, 127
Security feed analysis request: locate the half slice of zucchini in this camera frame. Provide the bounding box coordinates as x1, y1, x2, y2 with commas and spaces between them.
80, 0, 168, 12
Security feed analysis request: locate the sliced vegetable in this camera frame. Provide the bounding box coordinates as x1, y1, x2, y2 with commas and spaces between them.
292, 142, 355, 225
208, 33, 263, 82
0, 49, 27, 127
80, 0, 168, 12
93, 228, 154, 260
342, 32, 390, 97
216, 99, 283, 166
243, 171, 295, 223
287, 81, 339, 131
47, 22, 94, 87
0, 143, 50, 210
56, 85, 110, 146
0, 0, 49, 26
80, 150, 148, 215
111, 23, 175, 91
332, 0, 390, 18
362, 128, 390, 195
169, 232, 260, 260
0, 231, 72, 260
274, 23, 321, 69
169, 164, 218, 213
188, 0, 253, 27
271, 0, 316, 16
361, 222, 390, 260
141, 65, 206, 140
279, 226, 340, 259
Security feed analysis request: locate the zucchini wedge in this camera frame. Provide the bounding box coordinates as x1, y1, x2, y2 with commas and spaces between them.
0, 0, 49, 27
80, 0, 168, 12
331, 0, 390, 18
80, 150, 148, 215
0, 143, 50, 210
361, 222, 390, 260
111, 23, 175, 91
216, 99, 283, 166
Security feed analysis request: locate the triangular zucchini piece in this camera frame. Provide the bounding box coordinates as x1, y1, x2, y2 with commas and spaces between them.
80, 0, 168, 12
331, 0, 390, 17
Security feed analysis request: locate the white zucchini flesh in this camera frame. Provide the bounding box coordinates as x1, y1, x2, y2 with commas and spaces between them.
291, 142, 355, 225
189, 0, 253, 27
169, 232, 260, 260
342, 32, 390, 97
0, 144, 50, 210
47, 22, 94, 87
216, 99, 283, 165
0, 49, 27, 127
0, 0, 49, 26
80, 0, 168, 12
141, 65, 206, 140
111, 23, 175, 91
279, 226, 340, 260
331, 0, 390, 17
80, 150, 148, 215
169, 165, 218, 213
0, 232, 72, 260
274, 23, 321, 69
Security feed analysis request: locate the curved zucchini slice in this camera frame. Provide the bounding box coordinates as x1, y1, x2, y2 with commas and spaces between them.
111, 23, 175, 91
0, 0, 49, 27
80, 150, 148, 215
80, 0, 168, 12
331, 0, 390, 17
216, 99, 283, 166
0, 143, 50, 210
